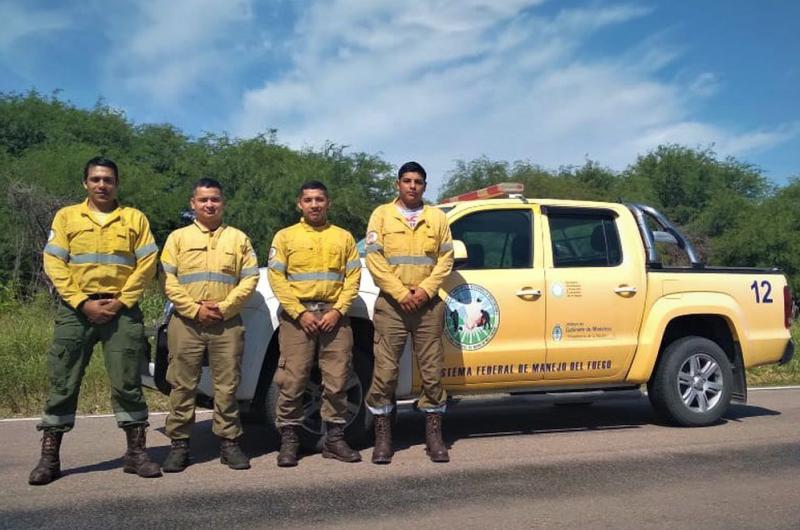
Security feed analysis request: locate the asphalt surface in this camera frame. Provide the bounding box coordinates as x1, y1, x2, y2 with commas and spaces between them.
1, 388, 799, 530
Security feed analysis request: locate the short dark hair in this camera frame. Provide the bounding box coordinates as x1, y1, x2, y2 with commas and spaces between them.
398, 161, 426, 182
192, 177, 223, 195
84, 156, 118, 182
298, 180, 329, 198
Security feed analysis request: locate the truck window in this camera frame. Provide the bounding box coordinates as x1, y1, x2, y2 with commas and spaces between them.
450, 210, 532, 269
548, 212, 621, 267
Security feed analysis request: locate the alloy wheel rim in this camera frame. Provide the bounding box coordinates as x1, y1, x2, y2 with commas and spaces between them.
676, 352, 723, 413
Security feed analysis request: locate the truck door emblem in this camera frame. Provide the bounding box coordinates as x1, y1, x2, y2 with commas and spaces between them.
551, 282, 565, 298
552, 325, 563, 341
443, 284, 500, 351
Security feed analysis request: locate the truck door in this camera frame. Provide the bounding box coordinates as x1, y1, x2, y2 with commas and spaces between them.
542, 206, 646, 381
432, 205, 547, 390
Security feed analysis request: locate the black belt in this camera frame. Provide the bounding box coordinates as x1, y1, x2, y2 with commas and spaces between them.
87, 293, 116, 300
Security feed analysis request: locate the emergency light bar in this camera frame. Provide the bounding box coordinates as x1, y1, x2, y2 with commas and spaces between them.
439, 182, 525, 204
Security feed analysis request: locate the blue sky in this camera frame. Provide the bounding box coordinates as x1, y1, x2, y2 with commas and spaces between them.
1, 0, 798, 195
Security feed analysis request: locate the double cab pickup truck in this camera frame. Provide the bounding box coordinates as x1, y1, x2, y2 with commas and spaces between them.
143, 183, 796, 447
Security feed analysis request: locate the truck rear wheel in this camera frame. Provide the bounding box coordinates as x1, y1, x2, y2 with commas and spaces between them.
648, 336, 733, 427
265, 349, 373, 451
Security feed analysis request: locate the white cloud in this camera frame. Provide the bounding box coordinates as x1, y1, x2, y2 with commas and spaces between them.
232, 1, 796, 194
103, 0, 254, 103
688, 72, 720, 98
0, 1, 69, 51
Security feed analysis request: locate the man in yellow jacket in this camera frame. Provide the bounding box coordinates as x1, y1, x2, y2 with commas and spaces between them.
365, 161, 454, 464
30, 157, 161, 485
159, 178, 259, 472
268, 181, 362, 467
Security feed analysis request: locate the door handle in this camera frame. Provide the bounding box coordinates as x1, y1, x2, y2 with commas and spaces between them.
515, 288, 542, 297
614, 286, 638, 295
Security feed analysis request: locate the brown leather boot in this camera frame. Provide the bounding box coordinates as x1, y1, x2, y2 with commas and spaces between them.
277, 425, 300, 467
424, 412, 449, 463
371, 414, 393, 464
28, 431, 63, 485
322, 423, 361, 463
123, 424, 162, 478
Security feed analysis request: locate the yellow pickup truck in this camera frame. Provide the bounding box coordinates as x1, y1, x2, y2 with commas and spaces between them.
145, 184, 796, 447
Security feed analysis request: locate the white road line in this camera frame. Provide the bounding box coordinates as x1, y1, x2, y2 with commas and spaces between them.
0, 410, 213, 423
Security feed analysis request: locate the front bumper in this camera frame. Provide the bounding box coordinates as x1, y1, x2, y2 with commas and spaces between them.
779, 339, 795, 365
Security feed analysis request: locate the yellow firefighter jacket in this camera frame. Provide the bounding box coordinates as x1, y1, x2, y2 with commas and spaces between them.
43, 199, 158, 309
268, 219, 361, 320
160, 220, 259, 320
365, 201, 454, 302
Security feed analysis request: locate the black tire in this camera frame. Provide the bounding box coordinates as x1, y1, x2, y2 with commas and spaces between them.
648, 336, 733, 427
265, 348, 373, 451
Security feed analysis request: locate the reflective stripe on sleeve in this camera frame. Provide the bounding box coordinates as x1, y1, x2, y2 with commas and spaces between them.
287, 271, 345, 282
269, 261, 287, 273
386, 255, 435, 266
365, 243, 383, 254
439, 241, 453, 253
134, 242, 158, 259
346, 259, 361, 271
177, 272, 238, 285
161, 263, 177, 275
43, 244, 70, 261
240, 266, 260, 278
70, 253, 136, 266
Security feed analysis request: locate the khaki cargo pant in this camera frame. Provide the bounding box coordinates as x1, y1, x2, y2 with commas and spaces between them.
366, 294, 447, 415
38, 301, 149, 432
165, 314, 244, 440
275, 307, 353, 426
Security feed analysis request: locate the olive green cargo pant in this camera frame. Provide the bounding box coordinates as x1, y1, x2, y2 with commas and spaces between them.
365, 294, 447, 415
37, 301, 149, 432
165, 314, 244, 440
275, 307, 353, 426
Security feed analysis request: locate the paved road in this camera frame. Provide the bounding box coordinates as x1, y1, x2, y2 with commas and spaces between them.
1, 388, 798, 529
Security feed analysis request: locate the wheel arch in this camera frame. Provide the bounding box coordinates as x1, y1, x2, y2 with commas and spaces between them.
250, 329, 282, 414
628, 307, 747, 403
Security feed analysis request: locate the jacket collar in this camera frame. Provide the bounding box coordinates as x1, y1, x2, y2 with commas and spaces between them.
299, 217, 330, 231
80, 198, 122, 226
193, 219, 227, 234
389, 199, 429, 228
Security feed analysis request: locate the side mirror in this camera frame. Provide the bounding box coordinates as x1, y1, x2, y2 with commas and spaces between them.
453, 240, 468, 263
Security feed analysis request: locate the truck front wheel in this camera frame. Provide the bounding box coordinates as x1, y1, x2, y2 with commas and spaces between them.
648, 336, 733, 427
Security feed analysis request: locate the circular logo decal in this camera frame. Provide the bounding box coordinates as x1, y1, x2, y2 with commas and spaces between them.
552, 324, 563, 342
443, 284, 500, 351
551, 282, 565, 298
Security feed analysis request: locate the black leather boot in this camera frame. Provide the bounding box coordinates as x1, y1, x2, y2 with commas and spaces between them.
220, 437, 251, 470
162, 439, 190, 473
28, 431, 63, 485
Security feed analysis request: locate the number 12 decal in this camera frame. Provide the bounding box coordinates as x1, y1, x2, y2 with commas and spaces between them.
750, 280, 773, 304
